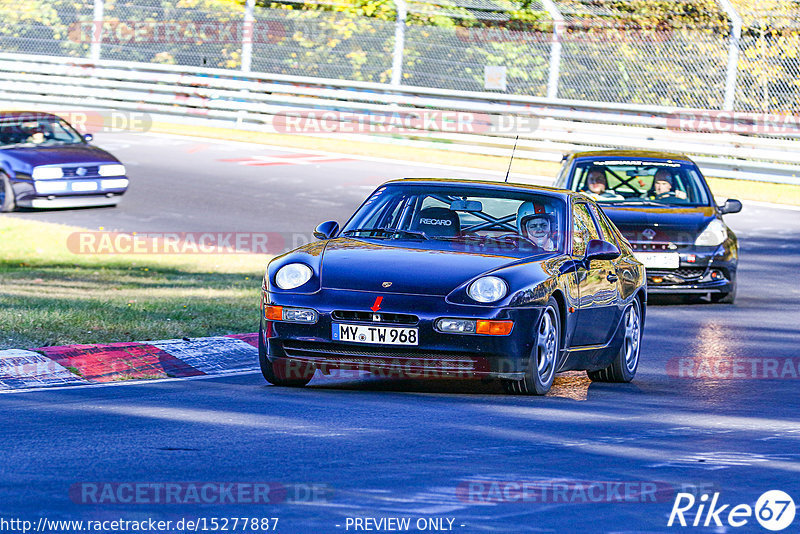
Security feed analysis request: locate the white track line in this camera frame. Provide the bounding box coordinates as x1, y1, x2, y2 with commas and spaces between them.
0, 368, 260, 395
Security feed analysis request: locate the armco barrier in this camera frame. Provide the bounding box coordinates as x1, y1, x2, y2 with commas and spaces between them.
2, 52, 800, 184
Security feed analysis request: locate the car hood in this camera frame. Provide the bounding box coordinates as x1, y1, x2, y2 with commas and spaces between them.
319, 238, 533, 296
0, 144, 119, 173
602, 205, 717, 244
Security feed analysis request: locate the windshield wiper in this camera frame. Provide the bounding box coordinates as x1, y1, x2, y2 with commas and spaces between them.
618, 199, 669, 207
342, 228, 428, 240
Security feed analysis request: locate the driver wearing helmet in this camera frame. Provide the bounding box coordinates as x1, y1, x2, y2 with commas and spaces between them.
517, 201, 557, 251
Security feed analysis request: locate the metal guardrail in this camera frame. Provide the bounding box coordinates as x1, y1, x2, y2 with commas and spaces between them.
2, 53, 800, 185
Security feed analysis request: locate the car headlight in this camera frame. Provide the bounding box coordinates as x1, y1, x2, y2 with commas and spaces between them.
467, 276, 508, 303
274, 263, 313, 290
695, 219, 728, 247
32, 167, 64, 180
99, 164, 126, 177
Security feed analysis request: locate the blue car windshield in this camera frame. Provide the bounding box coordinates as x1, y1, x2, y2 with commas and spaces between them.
569, 159, 711, 206
0, 116, 85, 148
342, 184, 567, 254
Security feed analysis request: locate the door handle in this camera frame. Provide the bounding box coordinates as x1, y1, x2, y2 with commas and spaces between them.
607, 273, 618, 283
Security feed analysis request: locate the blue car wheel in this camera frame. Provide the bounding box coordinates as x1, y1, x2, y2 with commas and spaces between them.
0, 171, 15, 212
588, 298, 642, 383
503, 297, 561, 395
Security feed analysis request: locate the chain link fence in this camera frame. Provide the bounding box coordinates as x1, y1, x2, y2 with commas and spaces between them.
1, 0, 800, 112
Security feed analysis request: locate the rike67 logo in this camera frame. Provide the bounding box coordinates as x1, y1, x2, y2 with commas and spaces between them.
668, 490, 796, 531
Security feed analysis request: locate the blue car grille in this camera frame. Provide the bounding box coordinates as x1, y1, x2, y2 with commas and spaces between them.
62, 166, 100, 177
331, 310, 418, 325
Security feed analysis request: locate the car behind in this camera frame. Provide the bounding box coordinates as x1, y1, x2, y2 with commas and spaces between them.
0, 111, 128, 211
555, 150, 741, 303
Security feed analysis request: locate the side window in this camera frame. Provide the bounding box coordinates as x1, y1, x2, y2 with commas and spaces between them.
589, 204, 618, 246
553, 159, 571, 188
572, 203, 599, 257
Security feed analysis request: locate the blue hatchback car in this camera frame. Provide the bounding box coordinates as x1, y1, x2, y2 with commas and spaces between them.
0, 112, 128, 211
260, 178, 647, 395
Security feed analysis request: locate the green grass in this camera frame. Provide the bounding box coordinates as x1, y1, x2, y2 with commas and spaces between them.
0, 217, 271, 350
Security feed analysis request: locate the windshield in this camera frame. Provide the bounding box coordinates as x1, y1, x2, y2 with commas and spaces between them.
568, 159, 711, 206
342, 184, 567, 254
0, 116, 85, 148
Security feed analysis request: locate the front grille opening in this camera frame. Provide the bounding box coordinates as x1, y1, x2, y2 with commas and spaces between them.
283, 340, 475, 361
649, 267, 707, 281
62, 166, 100, 177
332, 310, 418, 325
280, 340, 491, 375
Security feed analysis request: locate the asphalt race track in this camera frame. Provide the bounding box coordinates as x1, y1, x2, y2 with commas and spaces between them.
3, 132, 800, 533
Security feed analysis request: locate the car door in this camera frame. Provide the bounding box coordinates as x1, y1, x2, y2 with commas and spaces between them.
589, 203, 625, 332
571, 202, 619, 346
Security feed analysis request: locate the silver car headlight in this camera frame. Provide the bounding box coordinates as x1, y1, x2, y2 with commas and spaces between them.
274, 263, 313, 290
695, 219, 728, 247
468, 276, 508, 303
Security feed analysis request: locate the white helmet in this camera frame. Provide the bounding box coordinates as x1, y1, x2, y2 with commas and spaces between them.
516, 201, 538, 233
517, 201, 557, 235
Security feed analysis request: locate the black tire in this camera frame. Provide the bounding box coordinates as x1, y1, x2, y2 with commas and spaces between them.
502, 297, 561, 395
0, 172, 15, 212
710, 276, 737, 304
258, 323, 313, 387
588, 298, 642, 383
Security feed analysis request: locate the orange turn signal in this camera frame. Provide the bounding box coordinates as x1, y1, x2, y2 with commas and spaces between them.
476, 320, 514, 336
265, 305, 283, 321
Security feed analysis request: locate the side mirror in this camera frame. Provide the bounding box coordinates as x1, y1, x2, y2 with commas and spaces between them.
314, 220, 339, 240
83, 133, 94, 143
718, 199, 742, 215
585, 239, 620, 261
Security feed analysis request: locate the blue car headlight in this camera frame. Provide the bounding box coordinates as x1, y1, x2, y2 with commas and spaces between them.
32, 166, 64, 180
274, 263, 313, 290
467, 276, 508, 303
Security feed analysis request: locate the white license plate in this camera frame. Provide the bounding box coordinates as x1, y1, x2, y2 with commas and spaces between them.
332, 323, 418, 346
634, 252, 680, 269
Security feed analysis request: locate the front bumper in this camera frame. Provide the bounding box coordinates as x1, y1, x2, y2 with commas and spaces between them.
262, 288, 545, 380
637, 245, 736, 295
12, 175, 128, 209
17, 194, 123, 209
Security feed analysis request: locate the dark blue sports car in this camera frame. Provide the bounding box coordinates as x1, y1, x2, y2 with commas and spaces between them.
555, 150, 741, 303
259, 178, 646, 395
0, 111, 128, 211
